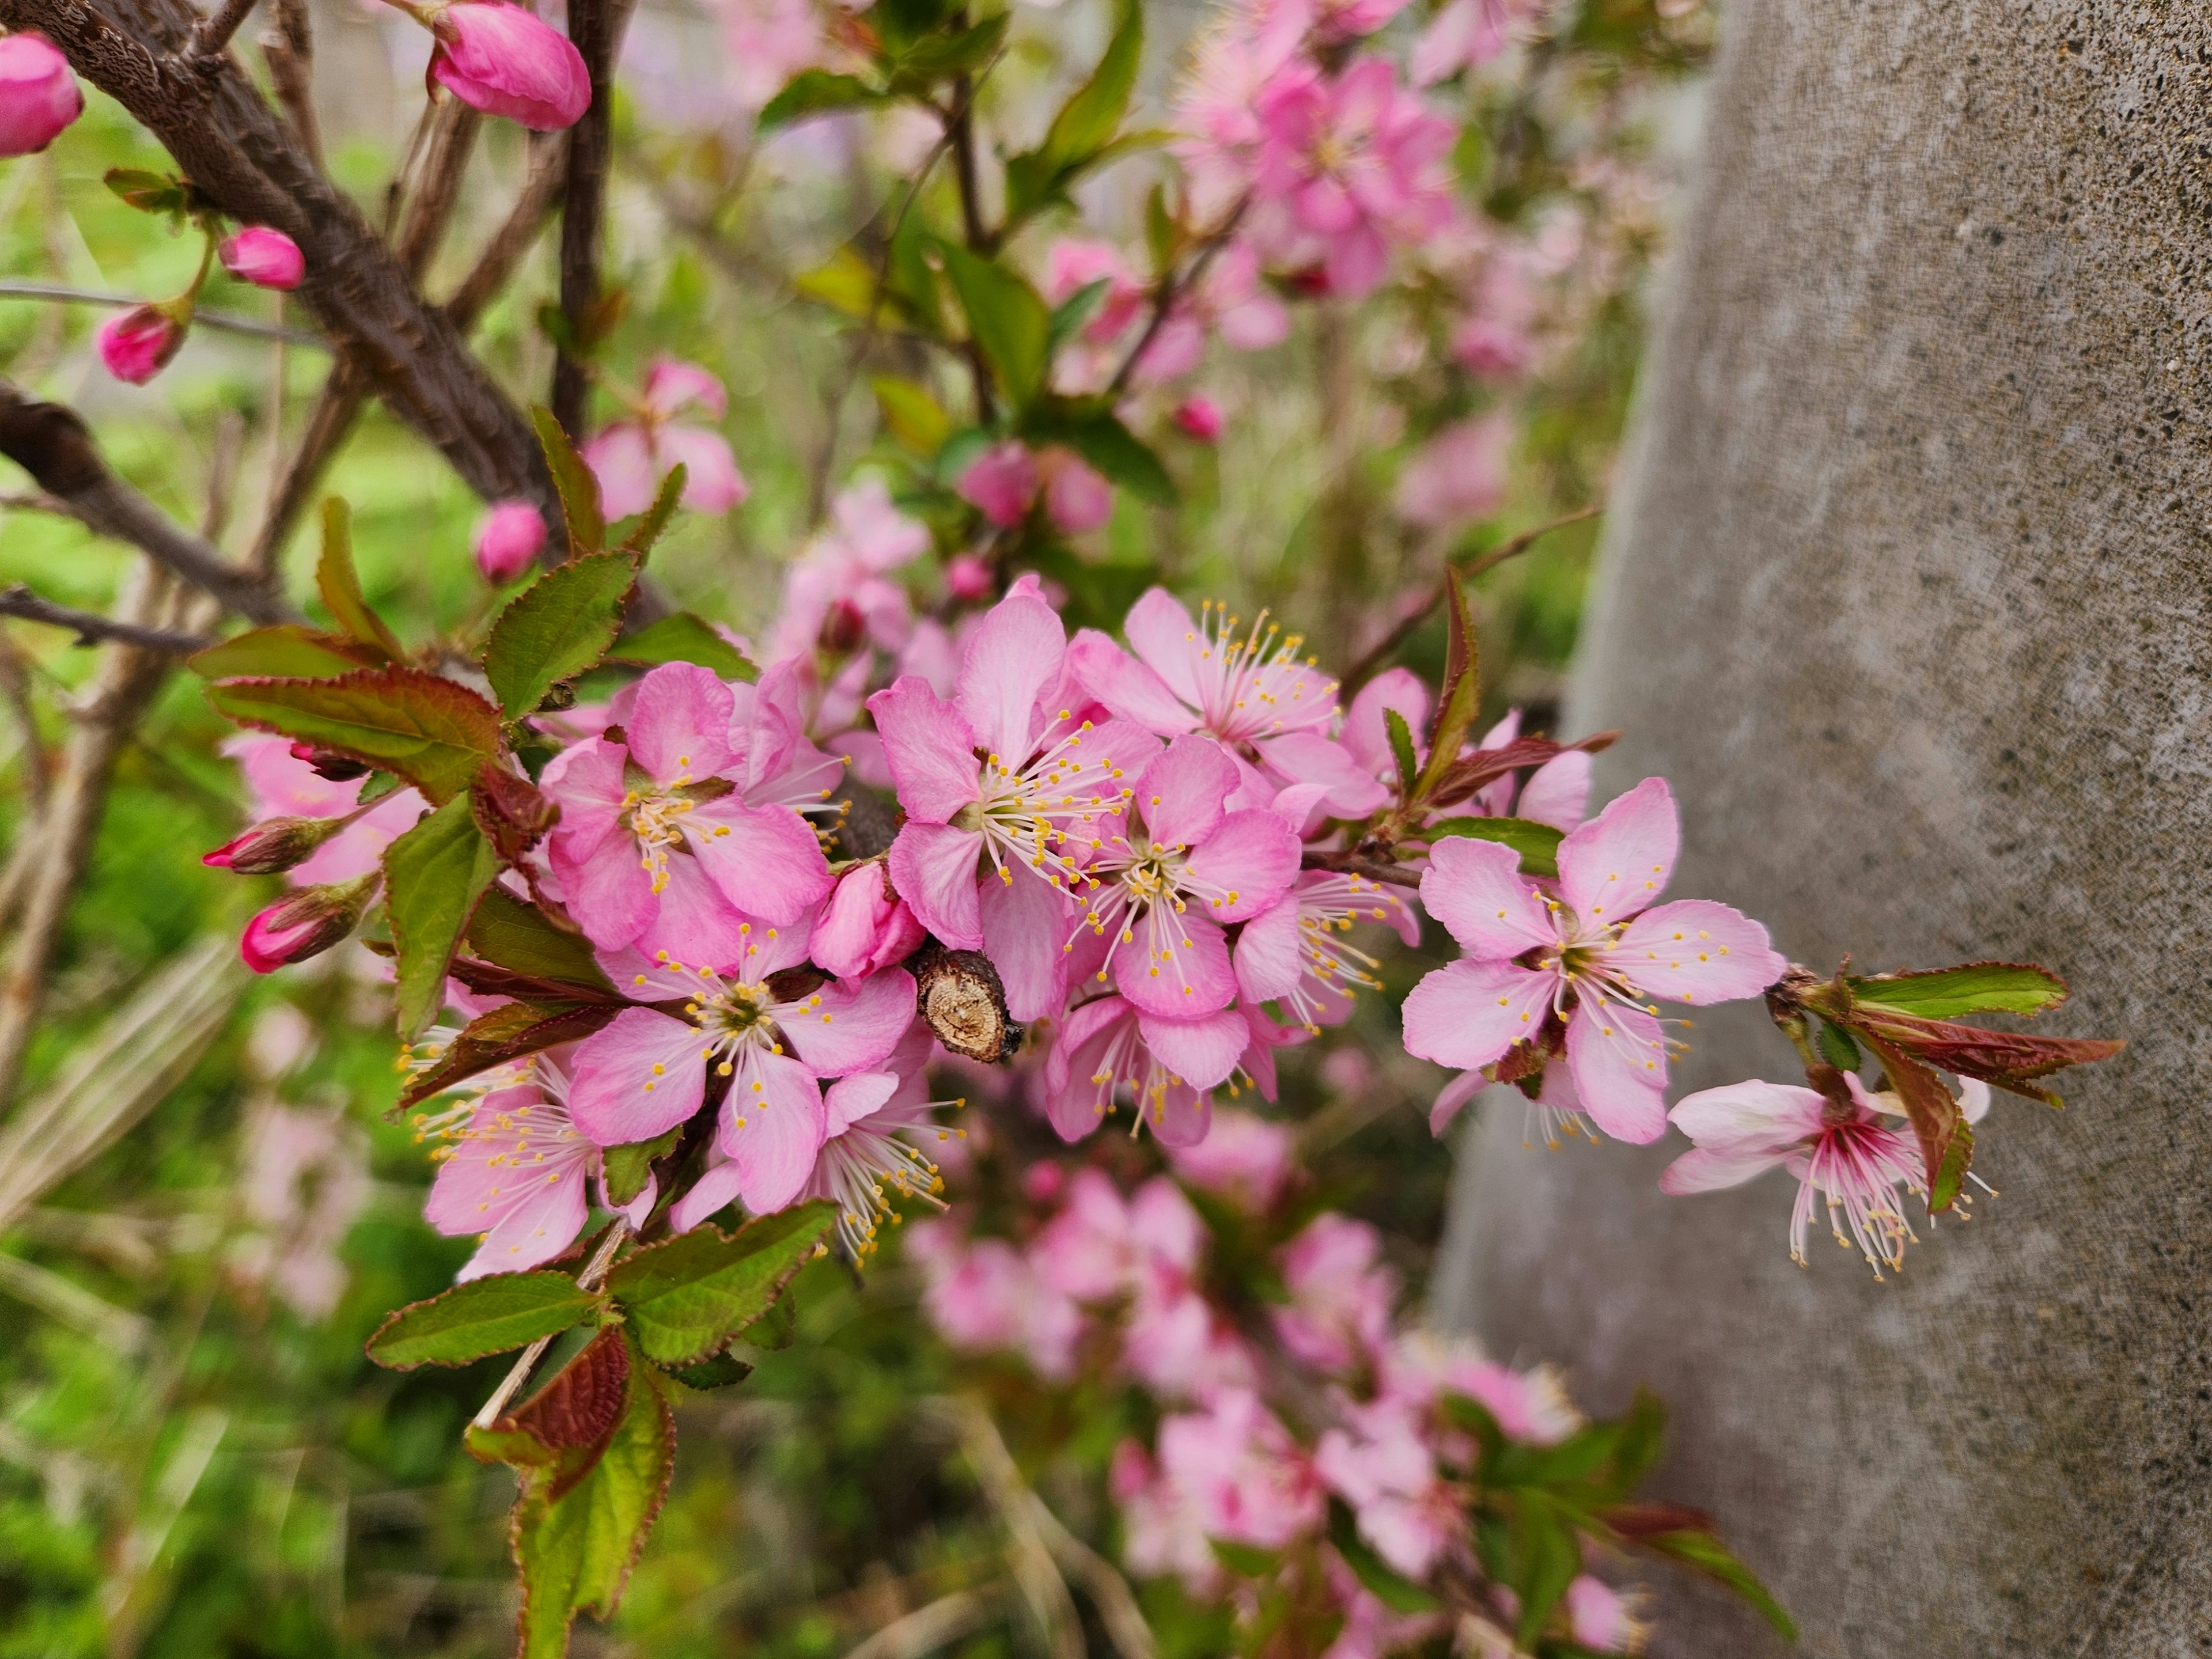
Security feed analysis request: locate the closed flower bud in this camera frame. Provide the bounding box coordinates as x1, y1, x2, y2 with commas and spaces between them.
945, 552, 994, 603
239, 873, 380, 974
474, 498, 547, 582
96, 303, 186, 385
812, 865, 926, 980
203, 813, 353, 875
956, 442, 1039, 529
218, 226, 305, 290
426, 1, 592, 132
287, 743, 371, 781
0, 32, 81, 157
1173, 395, 1224, 442
1041, 449, 1112, 535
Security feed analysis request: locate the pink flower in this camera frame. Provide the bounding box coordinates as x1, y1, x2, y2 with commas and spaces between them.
945, 553, 994, 602
868, 576, 1161, 1020
0, 32, 81, 157
221, 733, 426, 885
1312, 0, 1414, 43
218, 226, 304, 290
1314, 1396, 1459, 1578
1043, 994, 1247, 1146
1342, 687, 1590, 831
234, 1101, 368, 1319
1411, 0, 1523, 85
1321, 1550, 1446, 1659
568, 921, 915, 1211
1043, 238, 1149, 391
1660, 1071, 1991, 1277
911, 1220, 1085, 1378
1380, 1330, 1581, 1445
1069, 586, 1384, 819
812, 863, 926, 980
240, 874, 378, 972
1042, 449, 1113, 535
709, 0, 830, 108
427, 1, 592, 131
1401, 778, 1786, 1143
96, 304, 185, 384
1173, 396, 1225, 442
1167, 1106, 1292, 1213
767, 476, 929, 662
539, 661, 837, 959
1071, 736, 1300, 1017
1233, 869, 1419, 1034
1173, 0, 1313, 220
1394, 413, 1511, 529
583, 358, 747, 518
1161, 1388, 1324, 1549
1565, 1577, 1648, 1654
1251, 58, 1458, 298
1271, 1211, 1395, 1373
473, 498, 547, 582
956, 441, 1039, 528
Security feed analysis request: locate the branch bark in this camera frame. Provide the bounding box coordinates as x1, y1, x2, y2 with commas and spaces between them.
550, 0, 620, 438
0, 585, 213, 653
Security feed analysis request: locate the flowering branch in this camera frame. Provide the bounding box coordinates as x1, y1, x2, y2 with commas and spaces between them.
0, 585, 213, 654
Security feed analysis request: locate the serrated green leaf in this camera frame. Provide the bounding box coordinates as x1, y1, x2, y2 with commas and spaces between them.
744, 1286, 798, 1351
1423, 815, 1562, 878
1327, 1503, 1442, 1614
1003, 0, 1141, 222
873, 376, 954, 454
190, 624, 380, 681
358, 770, 404, 804
1635, 1528, 1796, 1640
602, 1124, 681, 1208
315, 499, 404, 661
483, 550, 641, 718
757, 69, 885, 130
1384, 707, 1419, 796
533, 406, 606, 558
209, 668, 504, 804
384, 794, 499, 1041
885, 12, 1006, 88
936, 241, 1052, 412
1025, 407, 1173, 505
616, 464, 687, 558
465, 885, 616, 995
1846, 961, 2069, 1020
365, 1271, 603, 1370
662, 1352, 753, 1391
607, 1203, 834, 1366
1815, 1016, 1862, 1071
605, 612, 758, 681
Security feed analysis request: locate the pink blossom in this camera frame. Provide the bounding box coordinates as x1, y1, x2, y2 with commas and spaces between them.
1411, 0, 1525, 85
234, 1102, 368, 1319
1660, 1071, 1991, 1277
218, 226, 304, 290
1043, 994, 1247, 1146
1402, 779, 1786, 1143
240, 874, 378, 972
539, 661, 836, 958
869, 577, 1160, 1020
1394, 413, 1511, 528
1340, 682, 1591, 834
1311, 0, 1414, 43
96, 304, 185, 384
1168, 1107, 1292, 1213
945, 553, 994, 601
583, 358, 747, 518
1381, 1330, 1581, 1446
222, 733, 426, 885
1565, 1576, 1648, 1654
1272, 1211, 1395, 1374
956, 441, 1039, 528
708, 0, 830, 108
767, 476, 929, 662
1320, 1549, 1446, 1659
911, 1221, 1085, 1378
1161, 1388, 1324, 1548
1233, 869, 1418, 1033
1041, 449, 1113, 535
1196, 241, 1291, 351
812, 863, 926, 980
1314, 1396, 1459, 1578
1172, 0, 1314, 220
427, 1, 592, 131
1043, 238, 1149, 391
0, 32, 81, 157
1173, 396, 1224, 442
474, 499, 547, 582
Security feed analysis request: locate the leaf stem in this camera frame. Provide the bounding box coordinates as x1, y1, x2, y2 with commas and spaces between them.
471, 1218, 631, 1430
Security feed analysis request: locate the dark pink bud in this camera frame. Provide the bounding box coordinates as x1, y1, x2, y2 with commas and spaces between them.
945, 553, 994, 603
0, 32, 81, 158
96, 304, 185, 385
202, 814, 349, 875
474, 498, 547, 582
1172, 395, 1224, 442
956, 442, 1039, 529
239, 874, 379, 974
812, 865, 926, 980
218, 226, 305, 291
287, 742, 370, 782
427, 1, 592, 132
817, 597, 866, 656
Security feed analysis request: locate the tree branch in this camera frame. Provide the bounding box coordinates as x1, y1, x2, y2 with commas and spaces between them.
550, 0, 625, 439
1106, 196, 1248, 400
1299, 849, 1423, 888
185, 0, 258, 62
0, 585, 213, 653
255, 0, 317, 167
442, 130, 566, 329
0, 280, 321, 344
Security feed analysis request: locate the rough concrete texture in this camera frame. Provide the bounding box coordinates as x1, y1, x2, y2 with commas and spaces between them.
1434, 1, 2212, 1653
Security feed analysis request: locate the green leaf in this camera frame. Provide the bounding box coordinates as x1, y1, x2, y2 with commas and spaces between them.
315, 499, 405, 661
1047, 278, 1113, 359
533, 406, 606, 558
396, 1001, 623, 1112
1383, 707, 1419, 796
383, 795, 498, 1041
616, 464, 687, 557
662, 1352, 754, 1391
1604, 1388, 1668, 1498
1491, 1422, 1623, 1491
104, 166, 186, 215
483, 550, 641, 718
607, 612, 759, 681
1846, 961, 2070, 1020
1415, 574, 1479, 803
1003, 0, 1142, 222
936, 241, 1052, 411
607, 1203, 834, 1366
1506, 1495, 1580, 1647
885, 12, 1006, 88
1144, 183, 1177, 277
1635, 1529, 1797, 1640
1207, 1538, 1282, 1578
512, 1335, 676, 1656
744, 1286, 798, 1351
209, 667, 504, 805
873, 376, 954, 454
465, 885, 617, 995
190, 623, 380, 681
1423, 816, 1563, 878
1027, 407, 1175, 505
601, 1124, 681, 1209
1326, 1503, 1442, 1614
365, 1271, 603, 1370
795, 245, 901, 326
359, 771, 404, 804
1815, 1016, 1862, 1071
757, 69, 885, 130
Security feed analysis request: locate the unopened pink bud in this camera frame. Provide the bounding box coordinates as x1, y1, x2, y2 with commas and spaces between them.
427, 1, 592, 132
287, 743, 369, 782
812, 865, 925, 980
96, 304, 185, 385
474, 498, 547, 582
239, 874, 379, 974
0, 32, 81, 158
203, 814, 348, 876
218, 226, 304, 291
945, 553, 994, 603
1173, 395, 1224, 442
1042, 451, 1112, 535
956, 442, 1039, 529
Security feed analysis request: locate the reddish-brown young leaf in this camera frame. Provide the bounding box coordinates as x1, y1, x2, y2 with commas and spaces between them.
1849, 1006, 2124, 1105
472, 762, 562, 864
446, 957, 627, 1006
1421, 730, 1619, 808
392, 1001, 622, 1113
1858, 1035, 1969, 1211
1594, 1501, 1718, 1539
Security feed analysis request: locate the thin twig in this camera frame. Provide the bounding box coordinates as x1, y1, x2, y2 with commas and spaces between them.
443, 130, 566, 328
1299, 850, 1423, 889
0, 627, 47, 815
256, 0, 319, 168
1105, 196, 1249, 400
0, 281, 323, 345
471, 1221, 631, 1429
945, 69, 998, 424
550, 0, 626, 438
184, 0, 260, 62
0, 586, 213, 653
841, 1587, 1005, 1659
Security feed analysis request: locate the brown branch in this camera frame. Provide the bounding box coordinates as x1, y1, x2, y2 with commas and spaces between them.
0, 281, 321, 344
0, 585, 213, 653
255, 0, 317, 168
443, 130, 566, 329
1105, 196, 1248, 400
0, 629, 47, 816
842, 1588, 1005, 1659
1299, 849, 1424, 889
944, 71, 998, 425
185, 0, 258, 62
550, 0, 624, 439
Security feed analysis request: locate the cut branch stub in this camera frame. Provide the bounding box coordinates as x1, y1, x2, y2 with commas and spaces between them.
912, 944, 1020, 1063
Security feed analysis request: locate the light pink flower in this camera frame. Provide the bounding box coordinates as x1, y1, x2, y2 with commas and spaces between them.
1660, 1071, 1991, 1276
911, 1220, 1085, 1378
96, 304, 185, 384
1565, 1576, 1648, 1654
1402, 778, 1786, 1143
474, 498, 547, 582
234, 1102, 368, 1319
1272, 1211, 1395, 1373
583, 358, 747, 517
1394, 413, 1511, 529
709, 0, 830, 108
1380, 1329, 1581, 1445
813, 863, 926, 980
1167, 1106, 1292, 1213
767, 475, 929, 662
1043, 994, 1247, 1146
0, 32, 81, 157
956, 441, 1040, 527
1043, 238, 1149, 392
1041, 449, 1113, 535
427, 0, 592, 131
1321, 1549, 1446, 1659
218, 226, 304, 290
1172, 0, 1314, 220
1314, 1395, 1460, 1578
1411, 0, 1525, 85
1233, 869, 1419, 1034
1165, 1387, 1323, 1546
539, 661, 836, 959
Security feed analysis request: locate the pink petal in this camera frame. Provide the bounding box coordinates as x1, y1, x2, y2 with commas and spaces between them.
569, 1007, 707, 1144
1134, 735, 1237, 850
1117, 908, 1237, 1018
888, 823, 986, 950
980, 858, 1073, 1022
1429, 1070, 1486, 1136
1563, 1001, 1668, 1143
1047, 995, 1132, 1141
1340, 668, 1430, 779
1233, 893, 1301, 1002
1184, 809, 1300, 921
1418, 836, 1555, 958
868, 675, 982, 825
720, 1051, 828, 1212
1255, 731, 1387, 815
1516, 749, 1591, 831
643, 357, 728, 421
1611, 899, 1783, 1006
551, 835, 656, 951
458, 1176, 590, 1279
630, 854, 755, 970
1556, 775, 1677, 925
1145, 1082, 1213, 1149
669, 1160, 747, 1233
1400, 958, 1552, 1071
1067, 629, 1199, 735
684, 798, 834, 925
1658, 1145, 1795, 1196
658, 423, 749, 513
1666, 1080, 1824, 1157
824, 1071, 900, 1135
957, 580, 1066, 763
541, 736, 630, 864
1139, 1006, 1248, 1092
1294, 172, 1358, 234
1122, 588, 1207, 709
1323, 223, 1390, 301
627, 662, 734, 782
780, 968, 915, 1076
582, 422, 658, 521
